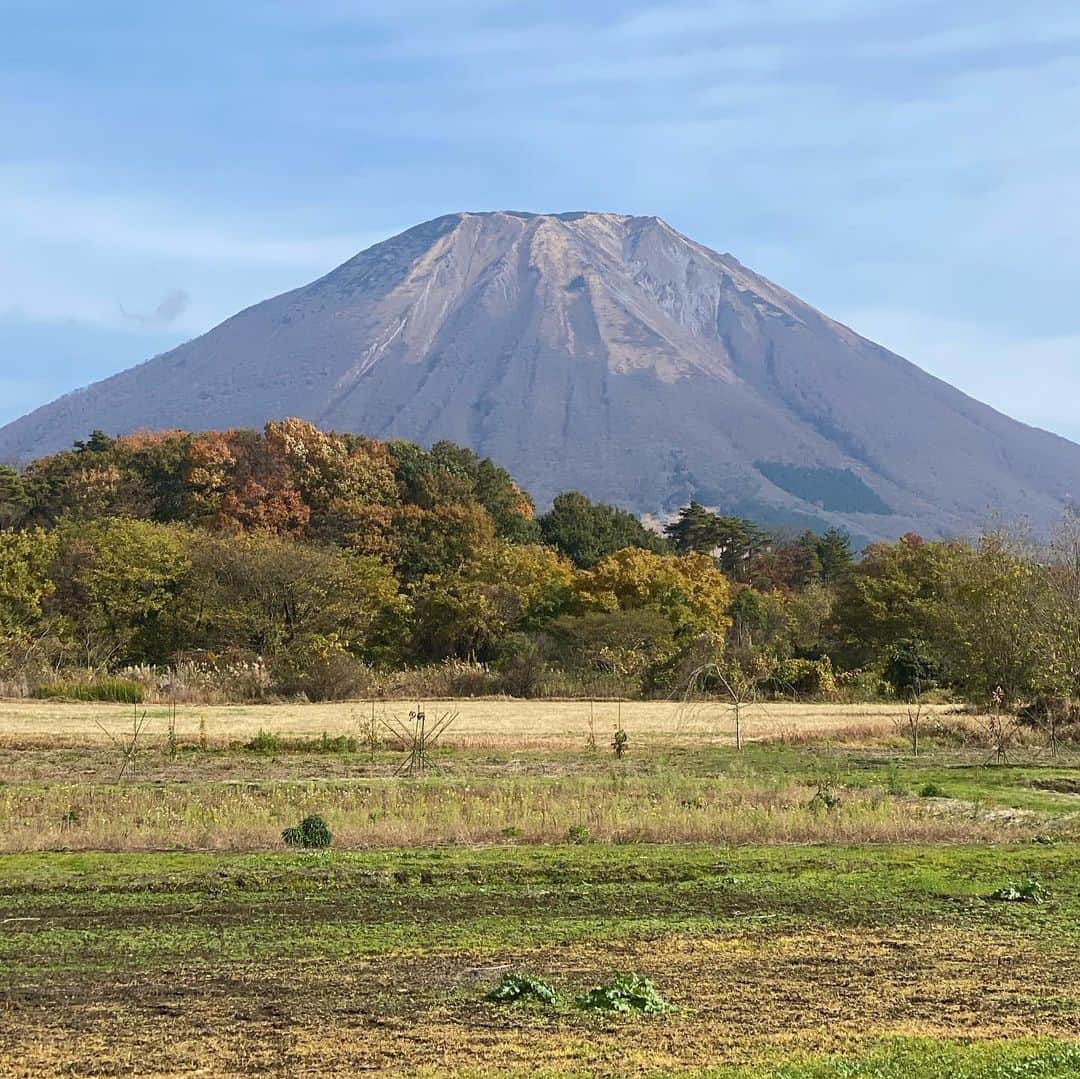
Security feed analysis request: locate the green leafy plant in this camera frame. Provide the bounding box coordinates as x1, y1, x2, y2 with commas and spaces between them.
576, 973, 673, 1014
612, 727, 629, 759
807, 782, 841, 812
988, 875, 1048, 903
566, 824, 591, 844
919, 782, 948, 798
282, 814, 332, 849
247, 728, 282, 753
485, 972, 558, 1006
247, 729, 358, 754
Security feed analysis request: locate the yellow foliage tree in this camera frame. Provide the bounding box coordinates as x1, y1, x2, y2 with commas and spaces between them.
577, 548, 732, 638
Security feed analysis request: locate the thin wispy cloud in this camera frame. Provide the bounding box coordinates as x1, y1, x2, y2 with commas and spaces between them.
120, 289, 191, 326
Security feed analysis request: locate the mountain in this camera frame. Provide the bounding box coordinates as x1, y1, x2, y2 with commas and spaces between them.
3, 210, 1078, 540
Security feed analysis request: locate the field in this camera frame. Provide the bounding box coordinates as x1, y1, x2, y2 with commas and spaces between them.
2, 699, 1079, 1077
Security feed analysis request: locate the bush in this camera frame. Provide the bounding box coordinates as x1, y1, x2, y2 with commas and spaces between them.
566, 824, 591, 844
247, 728, 282, 753
32, 678, 144, 704
246, 730, 358, 754
988, 875, 1048, 903
919, 782, 948, 798
576, 973, 673, 1014
493, 634, 547, 698
885, 637, 941, 696
807, 782, 842, 812
765, 656, 837, 699
376, 660, 499, 699
485, 973, 558, 1005
282, 814, 333, 849
271, 646, 373, 702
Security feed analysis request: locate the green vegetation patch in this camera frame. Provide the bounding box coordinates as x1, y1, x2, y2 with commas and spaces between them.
756, 461, 893, 514
681, 1038, 1080, 1079
3, 843, 1078, 977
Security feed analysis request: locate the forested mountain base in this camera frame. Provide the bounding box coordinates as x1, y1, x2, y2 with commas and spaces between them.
1, 420, 1079, 734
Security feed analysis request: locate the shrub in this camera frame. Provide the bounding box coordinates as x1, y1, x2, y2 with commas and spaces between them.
485, 973, 558, 1005
32, 678, 144, 704
566, 824, 591, 844
247, 729, 282, 753
576, 973, 673, 1014
272, 646, 373, 702
884, 637, 941, 697
988, 875, 1048, 903
807, 782, 842, 812
612, 728, 628, 759
247, 730, 358, 754
919, 782, 948, 798
493, 634, 547, 698
282, 814, 332, 849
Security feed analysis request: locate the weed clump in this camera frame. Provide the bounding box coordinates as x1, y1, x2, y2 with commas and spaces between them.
566, 824, 591, 844
612, 728, 628, 759
32, 679, 144, 704
576, 973, 673, 1014
247, 729, 358, 754
808, 782, 842, 812
919, 782, 948, 798
988, 875, 1048, 903
282, 814, 332, 849
486, 973, 558, 1005
248, 729, 282, 753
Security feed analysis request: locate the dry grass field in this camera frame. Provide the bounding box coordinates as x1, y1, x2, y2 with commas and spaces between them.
0, 697, 958, 750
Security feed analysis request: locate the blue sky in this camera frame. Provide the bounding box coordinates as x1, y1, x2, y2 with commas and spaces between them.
3, 0, 1079, 440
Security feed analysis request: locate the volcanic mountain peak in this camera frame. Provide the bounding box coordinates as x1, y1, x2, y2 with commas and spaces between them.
3, 210, 1079, 543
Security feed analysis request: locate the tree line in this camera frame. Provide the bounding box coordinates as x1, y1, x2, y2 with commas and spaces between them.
1, 419, 1077, 713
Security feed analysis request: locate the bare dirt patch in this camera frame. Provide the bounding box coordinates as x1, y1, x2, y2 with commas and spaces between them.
2, 928, 1075, 1077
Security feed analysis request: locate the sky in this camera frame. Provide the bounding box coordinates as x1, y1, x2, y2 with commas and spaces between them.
2, 0, 1079, 441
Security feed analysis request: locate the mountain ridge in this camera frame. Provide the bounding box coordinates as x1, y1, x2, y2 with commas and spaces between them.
4, 209, 1078, 541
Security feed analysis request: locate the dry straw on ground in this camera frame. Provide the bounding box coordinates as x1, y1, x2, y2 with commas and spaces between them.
0, 698, 958, 750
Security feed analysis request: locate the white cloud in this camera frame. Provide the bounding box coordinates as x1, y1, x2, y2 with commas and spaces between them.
0, 165, 395, 333
614, 0, 907, 38
0, 169, 386, 269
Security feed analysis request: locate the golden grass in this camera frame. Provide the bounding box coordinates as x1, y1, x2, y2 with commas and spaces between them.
0, 775, 1033, 852
0, 697, 958, 750
2, 927, 1076, 1077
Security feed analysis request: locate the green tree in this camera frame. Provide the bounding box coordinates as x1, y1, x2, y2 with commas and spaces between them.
187, 531, 406, 665
409, 542, 574, 661
392, 503, 497, 582
0, 467, 28, 529
664, 502, 768, 580
832, 534, 958, 670
0, 528, 58, 639
539, 491, 666, 568
936, 534, 1048, 708
50, 519, 194, 665
815, 528, 855, 582
664, 501, 720, 554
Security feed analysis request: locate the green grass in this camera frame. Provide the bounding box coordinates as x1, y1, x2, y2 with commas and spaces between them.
3, 843, 1078, 975
616, 1039, 1080, 1078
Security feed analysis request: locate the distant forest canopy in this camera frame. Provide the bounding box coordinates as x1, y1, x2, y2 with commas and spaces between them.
1, 418, 1078, 714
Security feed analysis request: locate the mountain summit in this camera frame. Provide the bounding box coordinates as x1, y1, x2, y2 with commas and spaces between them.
4, 210, 1078, 539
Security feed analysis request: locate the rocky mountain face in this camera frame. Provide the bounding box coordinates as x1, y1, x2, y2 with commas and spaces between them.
3, 210, 1078, 540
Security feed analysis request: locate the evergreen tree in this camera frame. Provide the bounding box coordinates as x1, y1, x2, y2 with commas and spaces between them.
815, 528, 854, 582
539, 492, 667, 568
